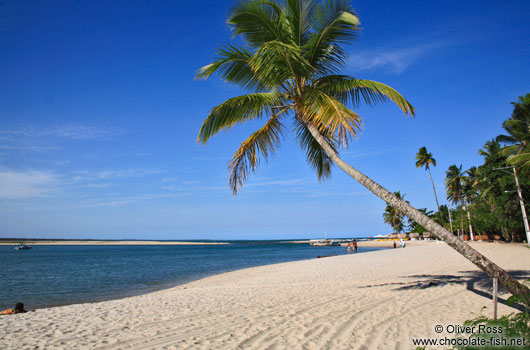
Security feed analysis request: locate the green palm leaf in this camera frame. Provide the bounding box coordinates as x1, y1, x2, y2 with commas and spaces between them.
285, 0, 318, 46
197, 92, 285, 144
249, 40, 312, 88
306, 0, 360, 73
314, 76, 415, 115
294, 117, 336, 180
196, 45, 269, 91
507, 152, 530, 168
228, 0, 290, 47
228, 116, 286, 194
302, 89, 362, 147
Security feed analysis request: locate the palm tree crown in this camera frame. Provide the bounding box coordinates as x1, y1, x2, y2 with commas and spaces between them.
415, 146, 444, 226
382, 191, 408, 232
415, 146, 436, 170
445, 164, 465, 205
499, 94, 530, 168
197, 0, 413, 194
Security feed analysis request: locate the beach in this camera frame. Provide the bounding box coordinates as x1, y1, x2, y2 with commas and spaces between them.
1, 241, 528, 350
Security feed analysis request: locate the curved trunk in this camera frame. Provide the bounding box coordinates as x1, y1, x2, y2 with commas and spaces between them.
305, 122, 530, 303
427, 167, 445, 226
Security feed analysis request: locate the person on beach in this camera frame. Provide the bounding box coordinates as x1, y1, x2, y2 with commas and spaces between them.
352, 239, 358, 253
1, 302, 28, 315
393, 241, 396, 248
347, 242, 352, 254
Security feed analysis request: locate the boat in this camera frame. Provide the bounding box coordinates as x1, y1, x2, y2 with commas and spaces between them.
14, 244, 32, 250
309, 233, 340, 246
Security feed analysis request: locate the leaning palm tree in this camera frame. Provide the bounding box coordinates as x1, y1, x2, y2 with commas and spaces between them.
382, 191, 408, 233
415, 146, 444, 225
196, 0, 529, 301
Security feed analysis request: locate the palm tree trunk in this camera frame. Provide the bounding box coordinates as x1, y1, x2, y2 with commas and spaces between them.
305, 122, 530, 303
427, 167, 445, 226
464, 199, 474, 240
460, 207, 464, 238
447, 206, 454, 233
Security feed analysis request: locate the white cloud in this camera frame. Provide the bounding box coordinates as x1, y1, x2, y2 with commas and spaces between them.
72, 168, 166, 182
0, 123, 122, 151
79, 193, 185, 208
0, 169, 59, 199
245, 179, 306, 188
349, 42, 447, 74
340, 148, 390, 159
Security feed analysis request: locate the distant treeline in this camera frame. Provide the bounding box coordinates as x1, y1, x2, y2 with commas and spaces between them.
386, 93, 530, 242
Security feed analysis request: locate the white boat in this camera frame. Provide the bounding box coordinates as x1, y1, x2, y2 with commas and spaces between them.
14, 244, 32, 250
309, 233, 340, 246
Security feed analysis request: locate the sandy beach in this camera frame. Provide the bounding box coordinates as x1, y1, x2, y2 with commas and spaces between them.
1, 241, 528, 350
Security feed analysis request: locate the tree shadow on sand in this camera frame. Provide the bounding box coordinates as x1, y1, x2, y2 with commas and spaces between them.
360, 270, 529, 312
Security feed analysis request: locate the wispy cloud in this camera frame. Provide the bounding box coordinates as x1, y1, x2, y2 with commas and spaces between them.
72, 168, 166, 182
245, 179, 306, 188
0, 169, 60, 199
340, 148, 390, 159
348, 42, 448, 75
79, 193, 186, 208
0, 123, 122, 152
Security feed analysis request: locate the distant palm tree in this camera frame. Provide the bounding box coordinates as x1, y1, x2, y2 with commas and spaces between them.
446, 165, 465, 206
382, 191, 408, 232
479, 139, 502, 159
445, 165, 474, 240
415, 146, 444, 225
464, 166, 478, 238
499, 94, 530, 168
196, 0, 529, 301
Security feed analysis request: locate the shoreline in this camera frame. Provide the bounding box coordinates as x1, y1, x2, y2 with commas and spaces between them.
1, 241, 528, 349
0, 240, 230, 246
4, 242, 394, 311
1, 239, 420, 247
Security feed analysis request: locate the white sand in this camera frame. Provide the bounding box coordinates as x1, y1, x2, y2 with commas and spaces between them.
1, 241, 528, 350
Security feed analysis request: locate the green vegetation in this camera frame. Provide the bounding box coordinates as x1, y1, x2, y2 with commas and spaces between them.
382, 191, 408, 233
408, 93, 530, 243
455, 290, 530, 350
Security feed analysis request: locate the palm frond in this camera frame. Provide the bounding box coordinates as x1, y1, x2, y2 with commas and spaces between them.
196, 45, 270, 91
306, 0, 360, 73
228, 116, 286, 194
293, 117, 336, 180
313, 76, 415, 115
496, 134, 516, 145
249, 40, 313, 89
228, 0, 290, 47
285, 0, 318, 46
197, 92, 284, 144
499, 144, 521, 157
507, 152, 530, 168
302, 89, 362, 147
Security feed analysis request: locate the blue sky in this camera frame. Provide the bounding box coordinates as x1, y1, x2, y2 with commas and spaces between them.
1, 0, 529, 240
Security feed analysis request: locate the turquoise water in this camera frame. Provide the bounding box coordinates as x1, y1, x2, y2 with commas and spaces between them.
0, 241, 385, 310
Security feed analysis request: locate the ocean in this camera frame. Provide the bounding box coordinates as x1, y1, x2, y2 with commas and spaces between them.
0, 241, 385, 310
